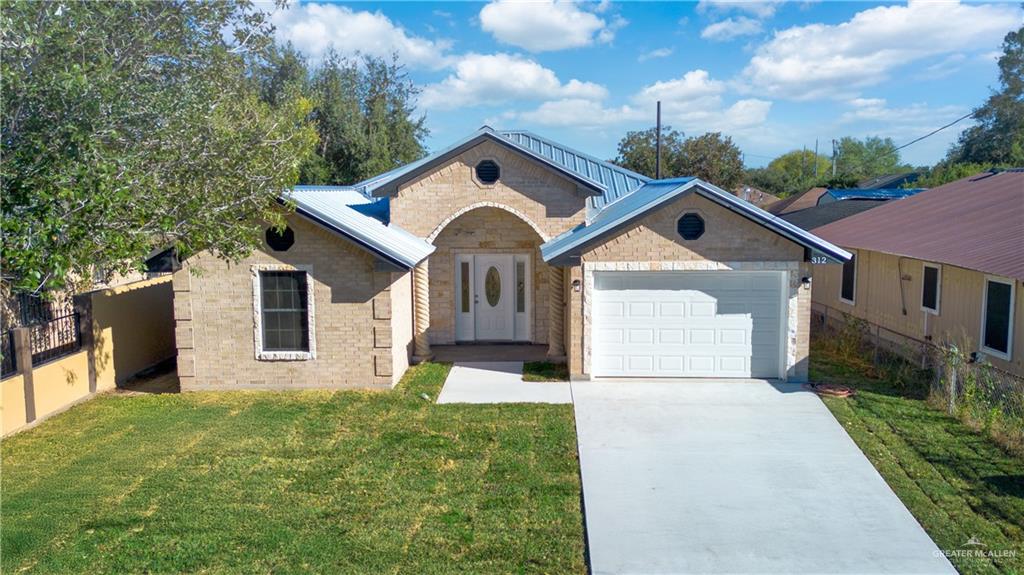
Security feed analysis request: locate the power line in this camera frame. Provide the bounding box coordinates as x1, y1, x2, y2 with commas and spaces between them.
834, 110, 977, 177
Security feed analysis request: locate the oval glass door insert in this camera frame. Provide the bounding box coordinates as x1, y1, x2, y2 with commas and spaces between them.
485, 266, 501, 307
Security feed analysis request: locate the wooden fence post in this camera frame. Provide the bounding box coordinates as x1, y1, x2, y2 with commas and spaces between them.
13, 327, 35, 423
948, 367, 957, 415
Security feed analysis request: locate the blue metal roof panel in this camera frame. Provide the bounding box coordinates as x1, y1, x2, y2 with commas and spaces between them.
285, 187, 433, 269
540, 177, 851, 264
825, 188, 927, 201
499, 130, 650, 211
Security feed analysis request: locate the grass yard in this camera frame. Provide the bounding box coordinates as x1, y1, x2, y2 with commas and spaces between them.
1, 363, 586, 574
812, 345, 1024, 575
521, 362, 569, 382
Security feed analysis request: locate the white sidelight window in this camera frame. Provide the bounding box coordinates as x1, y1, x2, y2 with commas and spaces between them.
980, 276, 1015, 360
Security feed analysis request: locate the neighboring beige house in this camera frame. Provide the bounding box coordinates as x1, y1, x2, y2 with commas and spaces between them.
812, 170, 1024, 378
173, 128, 849, 390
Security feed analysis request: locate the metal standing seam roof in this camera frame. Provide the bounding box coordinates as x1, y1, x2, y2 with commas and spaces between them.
500, 130, 650, 212
285, 187, 434, 269
540, 177, 852, 264
812, 170, 1024, 281
350, 127, 611, 198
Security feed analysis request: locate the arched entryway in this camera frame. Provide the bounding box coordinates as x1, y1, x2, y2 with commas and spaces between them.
422, 205, 562, 352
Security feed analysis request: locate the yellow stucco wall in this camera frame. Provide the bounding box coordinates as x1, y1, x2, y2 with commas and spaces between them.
1, 350, 90, 435
90, 276, 176, 389
2, 374, 27, 434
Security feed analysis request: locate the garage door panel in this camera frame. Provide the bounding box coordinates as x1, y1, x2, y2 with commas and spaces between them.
593, 271, 784, 379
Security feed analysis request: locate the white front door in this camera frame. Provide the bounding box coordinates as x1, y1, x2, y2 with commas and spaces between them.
474, 254, 515, 340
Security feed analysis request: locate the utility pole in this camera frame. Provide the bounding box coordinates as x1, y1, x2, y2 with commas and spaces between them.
655, 101, 662, 180
801, 145, 806, 179
831, 139, 838, 178
814, 139, 819, 178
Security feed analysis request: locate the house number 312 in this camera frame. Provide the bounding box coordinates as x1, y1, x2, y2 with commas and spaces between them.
811, 256, 828, 264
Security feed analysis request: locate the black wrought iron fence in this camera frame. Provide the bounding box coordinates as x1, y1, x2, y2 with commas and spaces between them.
1, 330, 15, 377
30, 312, 81, 366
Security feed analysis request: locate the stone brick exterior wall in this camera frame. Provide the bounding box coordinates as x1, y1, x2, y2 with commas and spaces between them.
427, 207, 549, 345
390, 141, 586, 346
174, 215, 409, 390
390, 140, 587, 240
567, 191, 812, 381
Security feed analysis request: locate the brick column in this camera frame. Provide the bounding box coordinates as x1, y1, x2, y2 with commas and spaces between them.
412, 260, 433, 362
73, 294, 97, 393
547, 266, 565, 359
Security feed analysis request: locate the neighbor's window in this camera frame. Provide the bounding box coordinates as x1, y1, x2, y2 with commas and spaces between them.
475, 160, 500, 184
921, 264, 940, 314
260, 271, 310, 352
981, 277, 1015, 358
840, 253, 856, 304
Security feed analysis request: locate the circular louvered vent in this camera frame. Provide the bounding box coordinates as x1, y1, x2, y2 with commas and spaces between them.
266, 226, 295, 251
677, 213, 705, 240
475, 160, 500, 184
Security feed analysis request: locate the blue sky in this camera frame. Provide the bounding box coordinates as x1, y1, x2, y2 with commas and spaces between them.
270, 1, 1022, 167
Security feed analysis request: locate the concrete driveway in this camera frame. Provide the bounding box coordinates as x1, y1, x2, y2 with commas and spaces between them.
572, 380, 956, 575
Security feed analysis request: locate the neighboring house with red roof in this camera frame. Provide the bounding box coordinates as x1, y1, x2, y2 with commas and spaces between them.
811, 170, 1024, 377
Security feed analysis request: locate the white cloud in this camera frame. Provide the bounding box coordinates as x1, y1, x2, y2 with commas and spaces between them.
507, 69, 772, 134
271, 3, 452, 68
697, 0, 781, 19
479, 0, 625, 52
419, 53, 607, 110
838, 98, 971, 164
740, 1, 1022, 100
701, 16, 763, 41
638, 47, 674, 62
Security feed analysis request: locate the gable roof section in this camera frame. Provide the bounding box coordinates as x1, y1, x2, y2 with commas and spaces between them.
767, 187, 828, 215
351, 127, 614, 198
541, 177, 851, 264
813, 170, 1024, 281
285, 187, 434, 270
500, 130, 650, 211
779, 200, 887, 231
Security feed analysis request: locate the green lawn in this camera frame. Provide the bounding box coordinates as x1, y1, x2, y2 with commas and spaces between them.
1, 363, 586, 574
522, 362, 569, 382
812, 347, 1024, 575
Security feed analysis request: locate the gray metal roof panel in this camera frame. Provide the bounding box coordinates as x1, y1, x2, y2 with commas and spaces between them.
540, 177, 851, 264
285, 187, 433, 269
500, 130, 650, 211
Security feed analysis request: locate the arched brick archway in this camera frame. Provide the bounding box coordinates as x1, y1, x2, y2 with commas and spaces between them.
426, 201, 551, 244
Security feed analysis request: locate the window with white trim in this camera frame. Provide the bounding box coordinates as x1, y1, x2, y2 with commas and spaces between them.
840, 252, 856, 304
921, 264, 940, 314
259, 271, 311, 353
981, 277, 1015, 359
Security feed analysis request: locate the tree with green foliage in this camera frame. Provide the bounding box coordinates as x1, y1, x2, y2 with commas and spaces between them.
258, 47, 428, 185
613, 128, 743, 190
611, 126, 686, 179
744, 149, 831, 197
914, 162, 1002, 188
833, 136, 911, 183
1, 1, 318, 294
948, 23, 1024, 165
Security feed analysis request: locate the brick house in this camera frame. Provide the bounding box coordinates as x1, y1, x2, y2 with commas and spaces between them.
173, 128, 849, 390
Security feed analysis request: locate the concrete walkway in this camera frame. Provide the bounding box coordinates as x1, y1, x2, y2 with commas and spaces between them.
436, 362, 572, 404
572, 380, 956, 575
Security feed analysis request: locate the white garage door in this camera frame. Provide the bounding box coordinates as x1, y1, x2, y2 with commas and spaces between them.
592, 271, 785, 378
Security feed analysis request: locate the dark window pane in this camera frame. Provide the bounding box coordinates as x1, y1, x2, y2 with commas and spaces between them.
922, 266, 939, 311
461, 262, 470, 313
841, 255, 856, 302
260, 271, 309, 352
983, 281, 1012, 354
516, 261, 525, 313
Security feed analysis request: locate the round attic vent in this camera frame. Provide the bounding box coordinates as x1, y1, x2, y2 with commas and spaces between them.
677, 213, 705, 240
475, 160, 500, 184
266, 226, 295, 251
